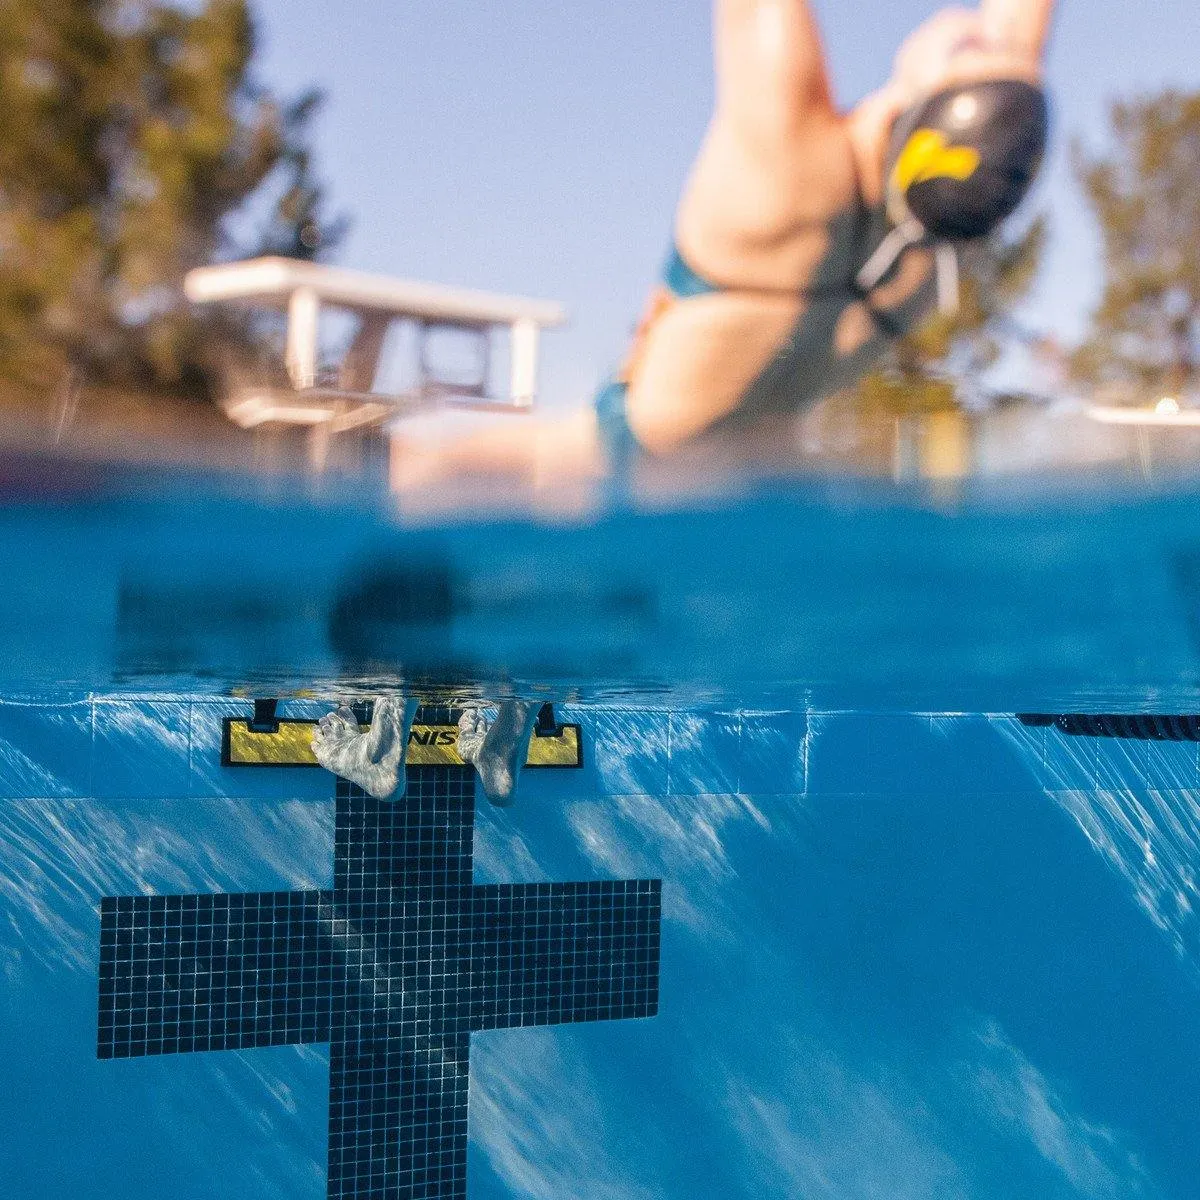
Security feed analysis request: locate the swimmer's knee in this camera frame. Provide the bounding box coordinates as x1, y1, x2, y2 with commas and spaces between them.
885, 78, 1049, 242
623, 384, 699, 457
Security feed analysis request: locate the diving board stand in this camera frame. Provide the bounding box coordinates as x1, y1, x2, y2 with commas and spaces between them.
185, 256, 567, 469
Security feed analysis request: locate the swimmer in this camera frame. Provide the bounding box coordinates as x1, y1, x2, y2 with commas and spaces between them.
391, 0, 1056, 493
330, 0, 1058, 809
312, 696, 537, 806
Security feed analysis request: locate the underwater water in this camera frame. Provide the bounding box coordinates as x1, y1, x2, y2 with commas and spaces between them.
3, 470, 1200, 1198
7, 467, 1200, 710
3, 698, 1199, 1200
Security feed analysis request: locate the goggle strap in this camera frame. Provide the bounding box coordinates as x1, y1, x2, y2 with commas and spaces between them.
935, 242, 960, 316
855, 216, 926, 294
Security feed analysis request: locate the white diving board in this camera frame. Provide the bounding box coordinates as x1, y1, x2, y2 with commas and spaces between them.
185, 256, 567, 467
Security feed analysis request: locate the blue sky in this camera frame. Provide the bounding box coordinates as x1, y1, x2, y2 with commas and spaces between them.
249, 1, 1199, 407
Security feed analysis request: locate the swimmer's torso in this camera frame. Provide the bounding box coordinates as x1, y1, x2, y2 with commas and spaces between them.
609, 3, 1049, 456
616, 109, 935, 453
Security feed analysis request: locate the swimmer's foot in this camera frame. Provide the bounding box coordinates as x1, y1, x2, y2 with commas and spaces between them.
456, 707, 488, 765
456, 700, 537, 807
312, 695, 419, 800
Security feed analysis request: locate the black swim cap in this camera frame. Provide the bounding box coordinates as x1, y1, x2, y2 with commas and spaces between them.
885, 79, 1049, 241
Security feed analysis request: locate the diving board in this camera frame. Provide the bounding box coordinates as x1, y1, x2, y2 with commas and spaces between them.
185, 257, 567, 467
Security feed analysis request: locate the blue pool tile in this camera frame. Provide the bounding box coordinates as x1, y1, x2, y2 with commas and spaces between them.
989, 717, 1051, 788
1142, 737, 1200, 791
1042, 730, 1146, 792
1039, 726, 1098, 790
667, 712, 741, 795
1088, 736, 1149, 791
1033, 726, 1200, 792
802, 714, 858, 794
1055, 732, 1200, 793
92, 700, 191, 799
566, 708, 669, 797
737, 711, 808, 796
0, 700, 93, 798
930, 716, 1043, 794
806, 713, 947, 795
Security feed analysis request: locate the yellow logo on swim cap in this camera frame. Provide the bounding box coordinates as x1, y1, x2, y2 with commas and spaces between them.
892, 129, 982, 194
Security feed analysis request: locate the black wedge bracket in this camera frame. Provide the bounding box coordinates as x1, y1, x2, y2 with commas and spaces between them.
247, 697, 280, 734
534, 702, 564, 738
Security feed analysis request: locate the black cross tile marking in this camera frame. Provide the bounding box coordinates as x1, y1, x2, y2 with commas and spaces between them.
97, 759, 661, 1200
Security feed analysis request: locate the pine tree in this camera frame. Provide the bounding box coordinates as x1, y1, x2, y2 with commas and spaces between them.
854, 219, 1046, 417
1073, 91, 1200, 403
0, 0, 342, 396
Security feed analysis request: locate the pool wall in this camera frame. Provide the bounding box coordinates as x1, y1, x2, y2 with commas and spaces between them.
3, 700, 1199, 1199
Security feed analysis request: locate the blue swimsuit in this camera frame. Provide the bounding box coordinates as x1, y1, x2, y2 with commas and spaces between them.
594, 244, 721, 465
596, 218, 910, 467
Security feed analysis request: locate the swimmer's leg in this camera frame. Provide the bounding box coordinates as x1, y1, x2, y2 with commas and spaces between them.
713, 0, 836, 138
312, 695, 420, 801
457, 700, 538, 808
